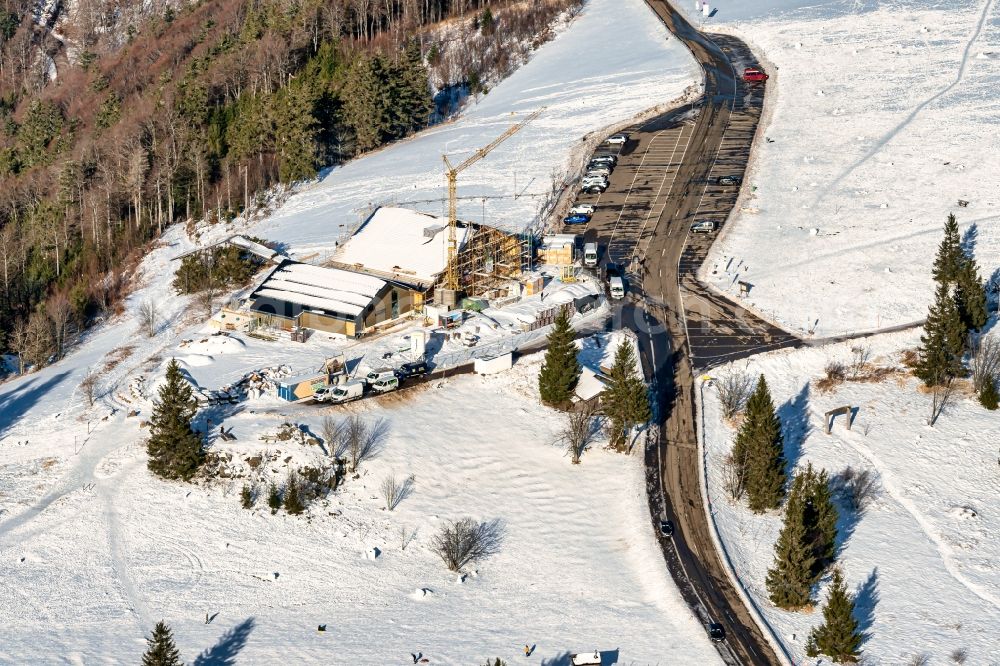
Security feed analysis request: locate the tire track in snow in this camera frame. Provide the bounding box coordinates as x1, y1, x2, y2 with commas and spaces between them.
842, 433, 1000, 613
812, 0, 996, 206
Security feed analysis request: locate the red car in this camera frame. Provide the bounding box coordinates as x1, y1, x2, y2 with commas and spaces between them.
744, 67, 768, 83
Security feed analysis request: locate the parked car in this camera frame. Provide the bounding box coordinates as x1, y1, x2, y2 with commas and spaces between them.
609, 275, 625, 299
398, 360, 429, 378
659, 520, 674, 537
586, 167, 612, 179
364, 368, 396, 385
581, 176, 609, 189
569, 203, 596, 216
708, 623, 726, 642
743, 67, 768, 83
606, 132, 629, 145
371, 376, 399, 393
588, 160, 613, 171
311, 386, 333, 402
564, 213, 590, 225
691, 220, 718, 234
591, 154, 617, 166
582, 184, 607, 195
717, 175, 742, 185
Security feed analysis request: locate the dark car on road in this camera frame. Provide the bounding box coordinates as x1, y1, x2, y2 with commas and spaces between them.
708, 623, 726, 642
659, 520, 674, 537
397, 360, 429, 378
564, 213, 591, 225
717, 175, 742, 185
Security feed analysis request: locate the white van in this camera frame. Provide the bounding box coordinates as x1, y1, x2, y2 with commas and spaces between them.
584, 242, 599, 267
371, 376, 399, 393
609, 276, 625, 299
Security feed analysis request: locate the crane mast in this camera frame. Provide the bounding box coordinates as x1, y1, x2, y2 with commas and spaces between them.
441, 107, 544, 294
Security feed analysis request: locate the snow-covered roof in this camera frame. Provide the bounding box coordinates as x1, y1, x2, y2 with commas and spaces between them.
575, 367, 607, 401
335, 207, 471, 285
541, 234, 578, 247
251, 262, 386, 317
228, 235, 281, 262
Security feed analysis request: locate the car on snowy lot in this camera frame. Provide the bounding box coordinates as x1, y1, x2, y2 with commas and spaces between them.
605, 133, 629, 145
708, 623, 726, 642
397, 360, 429, 378
586, 166, 612, 178
691, 220, 718, 234
582, 184, 607, 195
581, 177, 609, 190
569, 203, 596, 216
564, 213, 591, 225
591, 154, 617, 166
744, 67, 768, 83
717, 175, 742, 186
659, 520, 674, 537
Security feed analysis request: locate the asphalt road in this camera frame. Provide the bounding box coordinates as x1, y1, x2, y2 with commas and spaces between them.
560, 2, 800, 664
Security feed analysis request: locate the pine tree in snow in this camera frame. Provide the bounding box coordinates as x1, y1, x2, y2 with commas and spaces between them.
954, 258, 988, 332
732, 375, 786, 513
147, 358, 205, 481
141, 621, 182, 666
802, 463, 839, 581
806, 568, 864, 663
766, 477, 815, 609
602, 338, 650, 452
931, 213, 963, 285
915, 283, 966, 386
538, 307, 580, 406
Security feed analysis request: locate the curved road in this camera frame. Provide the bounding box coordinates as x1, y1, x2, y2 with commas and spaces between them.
564, 2, 798, 664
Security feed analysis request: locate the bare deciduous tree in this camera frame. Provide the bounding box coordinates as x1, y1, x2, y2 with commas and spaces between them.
970, 335, 1000, 393
138, 299, 158, 337
833, 466, 880, 513
198, 283, 217, 318
46, 291, 73, 360
928, 377, 955, 427
381, 473, 415, 510
848, 344, 871, 379
80, 373, 99, 407
716, 372, 755, 420
431, 517, 505, 572
337, 415, 389, 472
321, 416, 343, 455
722, 450, 749, 502
557, 400, 600, 464
399, 525, 417, 551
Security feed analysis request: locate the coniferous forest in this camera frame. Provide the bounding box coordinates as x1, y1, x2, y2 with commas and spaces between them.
0, 0, 581, 366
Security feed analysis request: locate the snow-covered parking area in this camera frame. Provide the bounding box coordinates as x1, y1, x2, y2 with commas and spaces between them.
689, 0, 1000, 336
701, 331, 1000, 664
0, 354, 720, 664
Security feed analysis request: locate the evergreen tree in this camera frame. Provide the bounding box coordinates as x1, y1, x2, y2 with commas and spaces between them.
141, 620, 182, 666
602, 338, 651, 452
283, 472, 305, 515
979, 376, 999, 410
272, 81, 318, 183
342, 55, 385, 153
931, 213, 963, 284
954, 258, 988, 331
267, 481, 282, 515
915, 283, 966, 386
732, 375, 786, 513
806, 568, 863, 663
240, 483, 254, 509
147, 359, 205, 481
801, 464, 838, 581
538, 307, 580, 406
398, 39, 432, 134
766, 479, 815, 609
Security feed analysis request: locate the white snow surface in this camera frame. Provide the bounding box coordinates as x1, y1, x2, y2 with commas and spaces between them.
701, 331, 1000, 664
687, 0, 1000, 336
250, 0, 700, 262
0, 1, 719, 661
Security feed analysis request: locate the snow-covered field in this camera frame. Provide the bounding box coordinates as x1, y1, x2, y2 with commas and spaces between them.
701, 332, 1000, 664
689, 0, 1000, 336
1, 351, 721, 664
249, 0, 699, 261
0, 0, 720, 661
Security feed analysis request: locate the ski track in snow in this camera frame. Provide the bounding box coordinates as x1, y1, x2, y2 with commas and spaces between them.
841, 431, 1000, 614
813, 0, 997, 206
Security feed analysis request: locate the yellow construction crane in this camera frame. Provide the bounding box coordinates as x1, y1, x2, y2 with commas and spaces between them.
441, 107, 544, 293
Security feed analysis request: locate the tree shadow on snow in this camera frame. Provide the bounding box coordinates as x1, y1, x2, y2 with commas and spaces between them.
193, 617, 256, 666
853, 567, 879, 645
961, 222, 978, 257
778, 381, 812, 475
0, 371, 71, 440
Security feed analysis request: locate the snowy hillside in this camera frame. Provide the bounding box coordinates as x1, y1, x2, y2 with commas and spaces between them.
701, 332, 1000, 664
250, 0, 700, 260
0, 0, 719, 661
689, 0, 1000, 336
